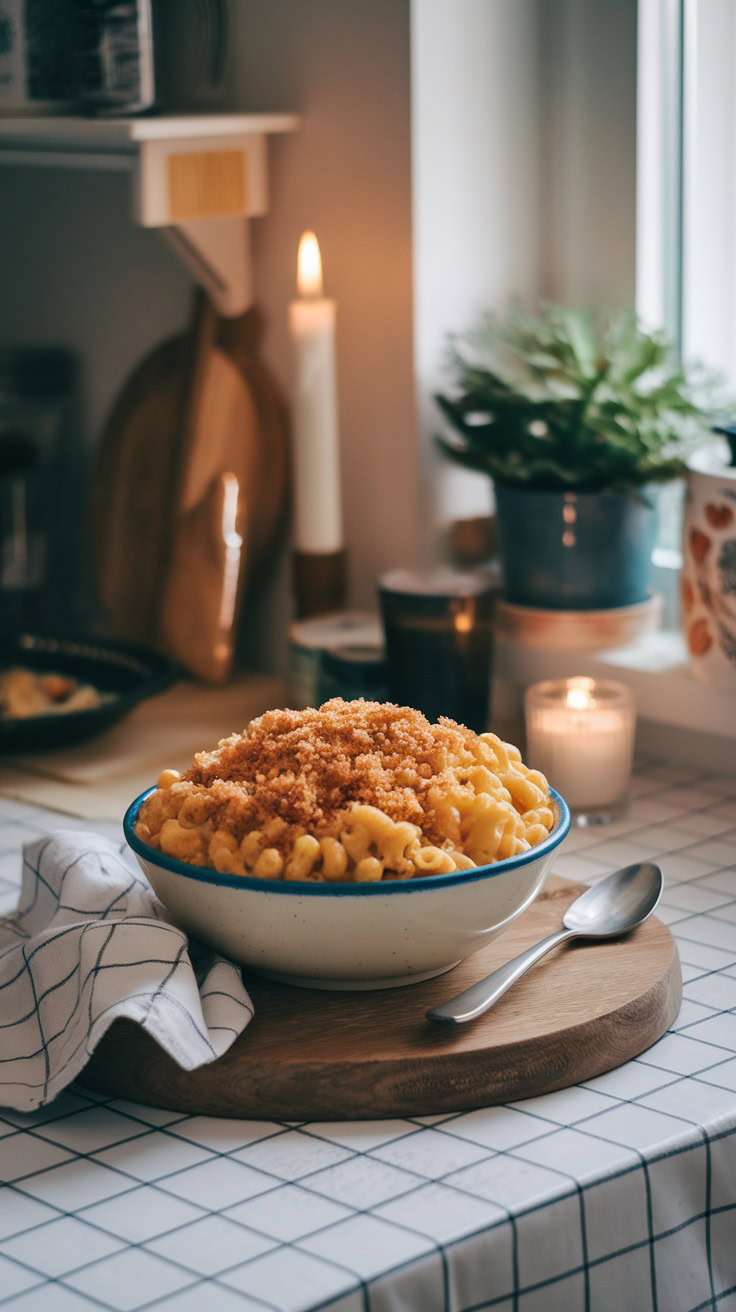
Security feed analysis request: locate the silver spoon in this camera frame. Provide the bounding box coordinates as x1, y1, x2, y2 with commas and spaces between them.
426, 861, 663, 1024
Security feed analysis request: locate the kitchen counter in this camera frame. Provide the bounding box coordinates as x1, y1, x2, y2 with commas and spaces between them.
1, 759, 735, 1312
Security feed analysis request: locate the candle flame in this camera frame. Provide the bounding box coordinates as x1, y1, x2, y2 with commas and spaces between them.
297, 230, 323, 297
565, 677, 596, 711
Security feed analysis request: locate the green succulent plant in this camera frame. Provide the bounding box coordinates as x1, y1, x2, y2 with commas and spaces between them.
436, 304, 713, 492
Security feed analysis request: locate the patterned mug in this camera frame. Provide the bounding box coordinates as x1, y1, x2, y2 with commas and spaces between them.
682, 443, 736, 687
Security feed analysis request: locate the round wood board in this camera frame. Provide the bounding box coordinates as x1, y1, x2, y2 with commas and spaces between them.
80, 876, 682, 1119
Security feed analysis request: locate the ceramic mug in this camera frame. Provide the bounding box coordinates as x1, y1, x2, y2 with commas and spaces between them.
682, 443, 736, 687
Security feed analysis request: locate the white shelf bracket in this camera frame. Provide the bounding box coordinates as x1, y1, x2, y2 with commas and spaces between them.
161, 218, 252, 317
0, 114, 298, 318
135, 129, 274, 317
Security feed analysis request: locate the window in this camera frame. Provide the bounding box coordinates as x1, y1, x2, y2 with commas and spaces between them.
637, 0, 736, 618
639, 0, 736, 379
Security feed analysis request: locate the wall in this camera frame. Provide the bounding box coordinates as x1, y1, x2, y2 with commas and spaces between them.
410, 0, 542, 542
0, 169, 190, 451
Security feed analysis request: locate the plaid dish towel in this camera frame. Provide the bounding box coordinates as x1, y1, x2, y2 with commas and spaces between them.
0, 833, 254, 1112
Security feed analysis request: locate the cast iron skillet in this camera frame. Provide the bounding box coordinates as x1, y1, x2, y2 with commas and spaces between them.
0, 634, 177, 752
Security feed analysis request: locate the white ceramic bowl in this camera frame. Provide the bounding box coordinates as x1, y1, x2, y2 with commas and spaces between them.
124, 788, 571, 990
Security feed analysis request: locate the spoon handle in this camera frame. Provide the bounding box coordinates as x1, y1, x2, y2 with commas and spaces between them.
426, 927, 577, 1024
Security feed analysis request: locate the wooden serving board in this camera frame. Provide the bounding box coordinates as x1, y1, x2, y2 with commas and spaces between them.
81, 876, 681, 1119
89, 302, 288, 671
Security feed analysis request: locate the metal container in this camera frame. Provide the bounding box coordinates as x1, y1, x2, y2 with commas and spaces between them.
0, 0, 77, 113
287, 612, 383, 710
317, 643, 387, 705
75, 0, 155, 115
378, 568, 496, 731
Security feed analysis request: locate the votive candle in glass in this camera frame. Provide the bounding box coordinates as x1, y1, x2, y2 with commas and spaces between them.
378, 568, 495, 732
524, 676, 636, 825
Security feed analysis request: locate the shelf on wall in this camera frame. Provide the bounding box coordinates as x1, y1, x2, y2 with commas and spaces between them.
0, 114, 300, 315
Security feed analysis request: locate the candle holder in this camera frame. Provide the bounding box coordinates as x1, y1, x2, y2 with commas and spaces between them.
524, 676, 636, 826
378, 568, 496, 731
293, 548, 348, 619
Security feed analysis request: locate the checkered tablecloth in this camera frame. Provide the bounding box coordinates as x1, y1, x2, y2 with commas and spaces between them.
0, 758, 735, 1312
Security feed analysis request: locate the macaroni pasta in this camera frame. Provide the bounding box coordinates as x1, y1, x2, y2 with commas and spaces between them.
135, 700, 554, 883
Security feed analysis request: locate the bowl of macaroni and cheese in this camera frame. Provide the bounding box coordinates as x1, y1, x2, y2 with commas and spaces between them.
124, 699, 570, 989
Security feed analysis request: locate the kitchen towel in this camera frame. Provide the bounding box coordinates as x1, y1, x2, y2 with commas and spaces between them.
0, 833, 253, 1111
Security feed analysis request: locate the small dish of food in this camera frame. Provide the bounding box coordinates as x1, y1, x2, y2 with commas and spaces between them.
0, 634, 175, 751
125, 699, 570, 989
0, 668, 112, 719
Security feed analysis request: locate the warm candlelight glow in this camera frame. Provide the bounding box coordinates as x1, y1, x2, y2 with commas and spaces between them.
564, 676, 596, 710
525, 676, 636, 820
297, 230, 323, 298
565, 686, 594, 710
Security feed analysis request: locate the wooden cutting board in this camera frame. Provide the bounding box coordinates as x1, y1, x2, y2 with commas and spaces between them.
89, 302, 289, 663
80, 876, 681, 1119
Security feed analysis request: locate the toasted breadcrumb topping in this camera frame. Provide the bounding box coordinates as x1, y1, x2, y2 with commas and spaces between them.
178, 698, 480, 846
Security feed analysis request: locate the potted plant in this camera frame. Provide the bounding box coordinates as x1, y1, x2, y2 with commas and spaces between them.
436, 305, 711, 610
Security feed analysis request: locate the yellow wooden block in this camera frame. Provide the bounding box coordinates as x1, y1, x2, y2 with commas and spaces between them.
168, 150, 247, 221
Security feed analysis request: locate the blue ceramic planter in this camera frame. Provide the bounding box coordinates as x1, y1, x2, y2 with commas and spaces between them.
494, 484, 658, 610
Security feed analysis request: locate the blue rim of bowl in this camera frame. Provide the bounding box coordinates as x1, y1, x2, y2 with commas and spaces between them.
123, 786, 571, 897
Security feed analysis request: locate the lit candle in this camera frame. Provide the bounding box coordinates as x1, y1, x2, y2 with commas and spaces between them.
524, 677, 636, 822
288, 231, 343, 554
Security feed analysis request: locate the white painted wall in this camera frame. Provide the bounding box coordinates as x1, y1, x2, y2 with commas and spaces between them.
411, 0, 541, 543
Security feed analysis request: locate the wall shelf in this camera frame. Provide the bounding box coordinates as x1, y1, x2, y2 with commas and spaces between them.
0, 114, 299, 315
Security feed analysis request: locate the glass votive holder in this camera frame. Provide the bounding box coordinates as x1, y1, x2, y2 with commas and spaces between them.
524, 676, 636, 826
378, 567, 496, 731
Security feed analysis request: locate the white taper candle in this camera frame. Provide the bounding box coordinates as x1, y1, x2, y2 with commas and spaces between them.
288, 232, 343, 554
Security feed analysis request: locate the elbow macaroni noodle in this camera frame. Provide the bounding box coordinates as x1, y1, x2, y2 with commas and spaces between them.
136, 726, 554, 883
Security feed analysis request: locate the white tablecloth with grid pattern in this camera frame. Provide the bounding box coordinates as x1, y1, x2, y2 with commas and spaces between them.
0, 759, 735, 1312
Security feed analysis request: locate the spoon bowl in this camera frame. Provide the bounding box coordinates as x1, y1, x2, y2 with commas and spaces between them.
427, 860, 663, 1024
562, 862, 663, 937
